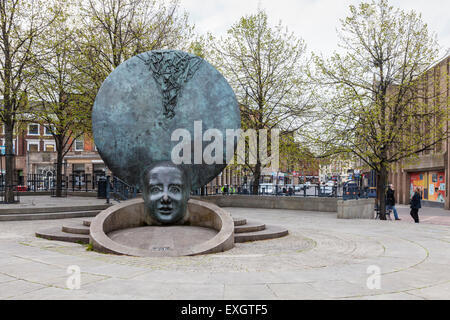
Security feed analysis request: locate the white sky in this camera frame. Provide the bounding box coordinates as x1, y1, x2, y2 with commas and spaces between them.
180, 0, 450, 58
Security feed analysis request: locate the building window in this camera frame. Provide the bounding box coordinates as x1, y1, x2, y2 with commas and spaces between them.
74, 138, 84, 151
27, 140, 40, 152
44, 141, 55, 152
28, 123, 40, 136
73, 163, 85, 173
44, 125, 54, 136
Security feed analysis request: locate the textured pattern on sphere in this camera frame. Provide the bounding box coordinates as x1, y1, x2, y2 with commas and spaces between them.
92, 50, 240, 189
140, 51, 203, 119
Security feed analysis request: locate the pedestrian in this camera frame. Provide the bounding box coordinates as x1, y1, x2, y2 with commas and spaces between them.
410, 187, 422, 223
386, 184, 401, 221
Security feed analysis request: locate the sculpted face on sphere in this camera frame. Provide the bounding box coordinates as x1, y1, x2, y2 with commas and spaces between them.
142, 164, 189, 225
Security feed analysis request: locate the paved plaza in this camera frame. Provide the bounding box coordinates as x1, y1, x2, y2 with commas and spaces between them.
0, 200, 450, 300
0, 195, 115, 210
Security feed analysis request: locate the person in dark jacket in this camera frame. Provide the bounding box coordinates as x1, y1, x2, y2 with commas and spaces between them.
410, 187, 422, 223
386, 184, 400, 220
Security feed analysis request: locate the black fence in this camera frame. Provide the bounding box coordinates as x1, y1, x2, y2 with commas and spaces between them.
21, 173, 106, 193
194, 184, 376, 201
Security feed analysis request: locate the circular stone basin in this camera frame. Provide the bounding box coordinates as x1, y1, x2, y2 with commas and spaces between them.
108, 226, 218, 252
89, 198, 234, 257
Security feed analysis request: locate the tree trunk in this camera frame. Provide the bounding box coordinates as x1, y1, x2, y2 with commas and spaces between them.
252, 162, 261, 195
56, 155, 63, 197
55, 135, 65, 197
4, 119, 15, 203
377, 166, 388, 220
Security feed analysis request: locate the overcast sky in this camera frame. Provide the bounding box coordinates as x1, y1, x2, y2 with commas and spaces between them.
180, 0, 450, 58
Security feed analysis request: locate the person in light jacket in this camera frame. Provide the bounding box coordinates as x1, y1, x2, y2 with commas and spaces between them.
410, 187, 422, 223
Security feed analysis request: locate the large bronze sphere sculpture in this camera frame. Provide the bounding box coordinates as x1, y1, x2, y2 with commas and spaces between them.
92, 50, 240, 225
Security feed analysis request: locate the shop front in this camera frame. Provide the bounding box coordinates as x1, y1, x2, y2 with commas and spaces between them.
410, 171, 446, 204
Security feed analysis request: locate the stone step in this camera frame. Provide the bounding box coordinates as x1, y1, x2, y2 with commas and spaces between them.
87, 218, 247, 228
234, 225, 289, 243
234, 220, 266, 233
0, 204, 110, 215
0, 210, 101, 221
233, 217, 247, 226
62, 223, 90, 235
35, 227, 90, 244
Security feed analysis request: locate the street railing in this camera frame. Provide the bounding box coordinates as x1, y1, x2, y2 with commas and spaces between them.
194, 184, 375, 201
110, 176, 137, 202
6, 173, 109, 193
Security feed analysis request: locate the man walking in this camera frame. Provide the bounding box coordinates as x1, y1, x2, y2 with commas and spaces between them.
386, 184, 401, 220
410, 187, 422, 223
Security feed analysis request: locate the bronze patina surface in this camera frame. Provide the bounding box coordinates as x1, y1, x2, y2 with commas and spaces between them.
93, 50, 240, 224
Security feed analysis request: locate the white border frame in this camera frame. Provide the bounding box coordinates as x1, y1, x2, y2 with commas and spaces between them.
27, 123, 40, 136
44, 140, 56, 152
74, 138, 84, 151
44, 125, 54, 136
27, 139, 40, 152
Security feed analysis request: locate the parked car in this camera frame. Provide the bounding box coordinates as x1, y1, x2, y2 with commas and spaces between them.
343, 180, 359, 198
326, 181, 335, 187
16, 185, 28, 192
344, 181, 358, 188
259, 183, 274, 194
320, 182, 334, 196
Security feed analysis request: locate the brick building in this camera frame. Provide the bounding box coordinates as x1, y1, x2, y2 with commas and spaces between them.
389, 54, 450, 209
0, 121, 107, 190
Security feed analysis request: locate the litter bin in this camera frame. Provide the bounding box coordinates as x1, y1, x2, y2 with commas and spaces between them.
97, 176, 107, 199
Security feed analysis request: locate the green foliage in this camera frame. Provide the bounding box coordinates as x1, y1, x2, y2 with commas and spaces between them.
28, 0, 90, 147
73, 0, 195, 106
0, 0, 61, 202
208, 9, 316, 186
312, 0, 444, 172
310, 0, 446, 218
188, 37, 207, 59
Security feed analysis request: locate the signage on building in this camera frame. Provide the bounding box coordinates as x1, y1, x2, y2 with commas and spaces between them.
0, 145, 15, 155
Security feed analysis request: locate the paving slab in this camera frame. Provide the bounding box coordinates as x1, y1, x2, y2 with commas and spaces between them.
1, 206, 450, 299
223, 284, 277, 300
0, 280, 46, 299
